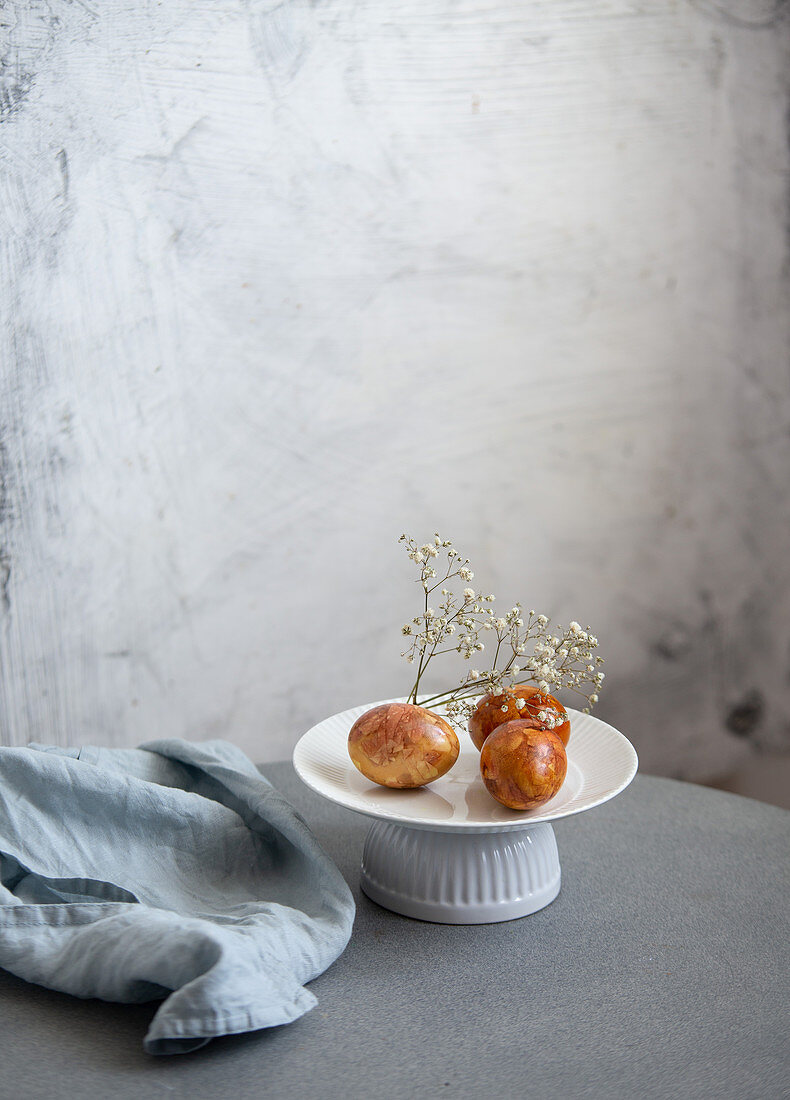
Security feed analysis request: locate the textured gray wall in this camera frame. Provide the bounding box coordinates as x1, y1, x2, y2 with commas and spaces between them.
1, 1, 789, 780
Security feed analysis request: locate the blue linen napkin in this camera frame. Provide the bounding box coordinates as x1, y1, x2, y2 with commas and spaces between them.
0, 739, 355, 1054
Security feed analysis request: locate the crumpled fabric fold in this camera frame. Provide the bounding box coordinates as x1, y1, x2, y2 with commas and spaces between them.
0, 739, 355, 1054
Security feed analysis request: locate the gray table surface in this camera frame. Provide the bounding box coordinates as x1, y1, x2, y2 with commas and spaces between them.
1, 766, 788, 1100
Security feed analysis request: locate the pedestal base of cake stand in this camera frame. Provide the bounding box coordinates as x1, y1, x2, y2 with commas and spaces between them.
360, 818, 561, 924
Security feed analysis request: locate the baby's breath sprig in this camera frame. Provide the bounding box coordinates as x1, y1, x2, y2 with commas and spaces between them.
397, 533, 605, 724
398, 533, 492, 704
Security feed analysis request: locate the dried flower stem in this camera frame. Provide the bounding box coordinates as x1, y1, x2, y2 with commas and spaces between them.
398, 533, 605, 723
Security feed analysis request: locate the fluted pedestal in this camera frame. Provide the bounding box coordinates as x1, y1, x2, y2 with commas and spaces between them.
360, 819, 560, 924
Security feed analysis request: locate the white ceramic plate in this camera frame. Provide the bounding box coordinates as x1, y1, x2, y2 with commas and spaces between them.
293, 698, 638, 832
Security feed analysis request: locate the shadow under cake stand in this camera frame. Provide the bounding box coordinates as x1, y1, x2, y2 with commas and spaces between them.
293, 700, 638, 924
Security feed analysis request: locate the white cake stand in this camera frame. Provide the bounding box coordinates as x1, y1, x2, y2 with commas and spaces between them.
293, 699, 638, 925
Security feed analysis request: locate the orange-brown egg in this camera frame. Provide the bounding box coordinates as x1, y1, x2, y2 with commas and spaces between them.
480, 720, 567, 810
348, 702, 460, 788
468, 684, 570, 750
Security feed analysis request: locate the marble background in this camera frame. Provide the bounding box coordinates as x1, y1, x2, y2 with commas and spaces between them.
1, 0, 789, 780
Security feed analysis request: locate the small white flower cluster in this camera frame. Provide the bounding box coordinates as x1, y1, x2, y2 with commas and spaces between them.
398, 533, 605, 719
520, 620, 604, 713
398, 535, 491, 686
